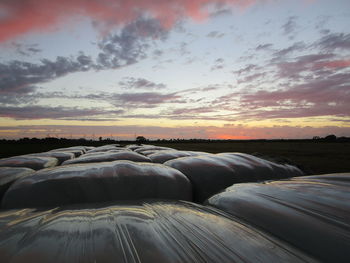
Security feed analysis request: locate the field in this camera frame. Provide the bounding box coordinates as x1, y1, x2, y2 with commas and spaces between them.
0, 140, 349, 175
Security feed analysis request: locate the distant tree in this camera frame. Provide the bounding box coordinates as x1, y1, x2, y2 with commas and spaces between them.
136, 136, 147, 144
324, 134, 337, 141
313, 136, 320, 140
99, 136, 102, 141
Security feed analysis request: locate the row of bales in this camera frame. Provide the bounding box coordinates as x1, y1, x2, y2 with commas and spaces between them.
0, 144, 349, 262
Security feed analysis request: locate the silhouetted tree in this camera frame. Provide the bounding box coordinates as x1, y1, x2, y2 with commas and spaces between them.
324, 134, 336, 141
136, 136, 147, 144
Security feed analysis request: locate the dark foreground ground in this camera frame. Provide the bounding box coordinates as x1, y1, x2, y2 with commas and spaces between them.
0, 140, 349, 174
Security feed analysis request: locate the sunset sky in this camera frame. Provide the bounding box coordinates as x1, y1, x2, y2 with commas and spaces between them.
0, 0, 349, 140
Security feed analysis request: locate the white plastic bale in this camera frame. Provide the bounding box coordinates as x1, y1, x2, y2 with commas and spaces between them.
0, 156, 58, 171
207, 173, 350, 263
2, 161, 193, 208
165, 152, 304, 202
0, 201, 317, 263
62, 151, 151, 165
0, 167, 35, 199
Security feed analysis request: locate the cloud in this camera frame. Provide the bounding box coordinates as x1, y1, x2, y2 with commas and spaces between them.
0, 105, 124, 120
111, 92, 184, 108
0, 54, 94, 94
206, 31, 225, 38
11, 42, 42, 56
236, 72, 350, 119
211, 57, 225, 70
282, 16, 298, 36
316, 33, 350, 51
255, 43, 273, 51
0, 17, 167, 95
272, 41, 306, 58
0, 0, 259, 42
119, 77, 166, 90
96, 17, 168, 68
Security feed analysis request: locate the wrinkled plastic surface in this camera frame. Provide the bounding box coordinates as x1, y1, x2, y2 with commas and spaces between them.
134, 146, 174, 154
207, 173, 350, 262
2, 161, 192, 208
49, 148, 84, 157
0, 156, 58, 170
148, 150, 207, 163
62, 151, 151, 165
27, 151, 75, 165
86, 145, 125, 153
0, 201, 316, 263
0, 167, 34, 200
165, 153, 304, 202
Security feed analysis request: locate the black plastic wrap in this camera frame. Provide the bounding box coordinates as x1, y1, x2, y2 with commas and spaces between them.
0, 156, 58, 170
207, 173, 350, 262
165, 153, 304, 202
62, 151, 151, 165
27, 151, 75, 165
0, 167, 34, 200
2, 161, 192, 208
0, 201, 316, 263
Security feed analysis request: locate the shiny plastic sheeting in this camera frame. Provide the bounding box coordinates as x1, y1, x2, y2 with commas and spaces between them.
149, 150, 208, 163
0, 156, 58, 170
0, 201, 316, 263
62, 151, 151, 165
165, 153, 304, 202
207, 173, 350, 263
2, 161, 192, 208
86, 145, 125, 153
134, 146, 174, 154
0, 167, 34, 199
27, 151, 75, 165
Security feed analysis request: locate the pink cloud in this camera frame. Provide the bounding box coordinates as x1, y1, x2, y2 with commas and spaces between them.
0, 0, 258, 42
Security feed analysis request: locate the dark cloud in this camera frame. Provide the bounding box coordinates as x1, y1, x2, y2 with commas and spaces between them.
235, 72, 350, 119
11, 42, 42, 56
255, 43, 273, 51
0, 17, 167, 96
0, 105, 124, 120
119, 77, 166, 90
96, 17, 168, 69
272, 41, 306, 58
275, 53, 335, 79
317, 33, 350, 51
0, 55, 94, 94
211, 58, 225, 71
282, 16, 298, 36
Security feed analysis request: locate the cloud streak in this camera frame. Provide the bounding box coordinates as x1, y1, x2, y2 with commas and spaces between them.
0, 0, 259, 42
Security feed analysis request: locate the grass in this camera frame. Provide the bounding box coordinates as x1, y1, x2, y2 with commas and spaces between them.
0, 141, 349, 175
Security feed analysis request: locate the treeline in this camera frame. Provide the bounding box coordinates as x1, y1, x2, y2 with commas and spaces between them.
0, 134, 349, 145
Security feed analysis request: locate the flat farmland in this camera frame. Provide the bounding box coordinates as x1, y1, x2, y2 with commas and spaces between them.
0, 140, 349, 175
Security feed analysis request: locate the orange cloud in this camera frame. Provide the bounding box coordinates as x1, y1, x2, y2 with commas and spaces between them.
0, 0, 257, 42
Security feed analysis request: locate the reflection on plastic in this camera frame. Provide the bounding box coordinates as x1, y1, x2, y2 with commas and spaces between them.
2, 161, 192, 208
0, 156, 58, 170
207, 173, 350, 263
165, 153, 304, 202
62, 151, 151, 165
27, 151, 75, 165
148, 150, 207, 163
0, 201, 317, 263
0, 167, 34, 199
